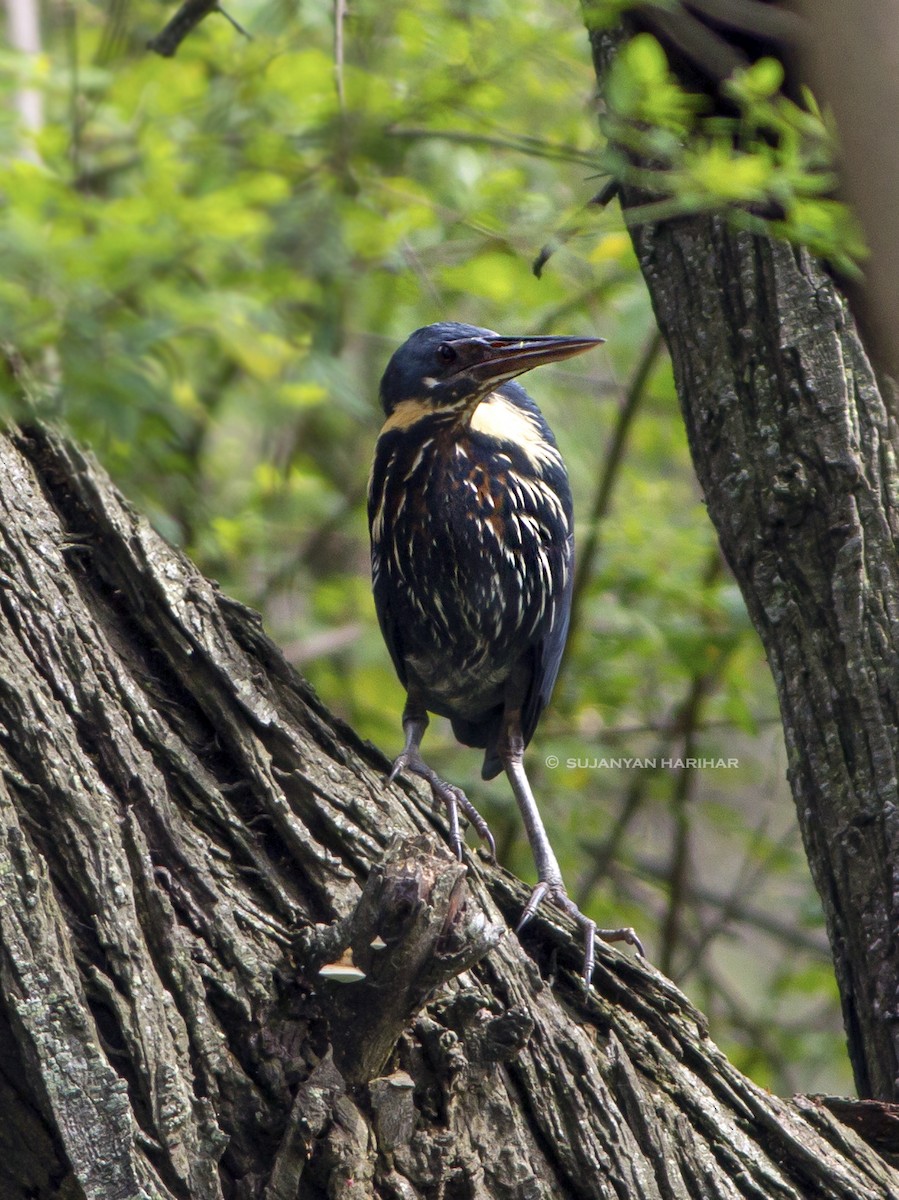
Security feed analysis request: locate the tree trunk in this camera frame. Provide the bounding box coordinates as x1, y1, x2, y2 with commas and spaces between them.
0, 422, 897, 1197
585, 26, 899, 1106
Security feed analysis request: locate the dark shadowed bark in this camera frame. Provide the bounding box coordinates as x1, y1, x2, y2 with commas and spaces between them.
796, 0, 899, 382
586, 22, 899, 1106
0, 422, 897, 1197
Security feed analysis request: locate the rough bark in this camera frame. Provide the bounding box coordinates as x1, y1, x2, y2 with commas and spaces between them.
0, 423, 897, 1197
586, 29, 899, 1104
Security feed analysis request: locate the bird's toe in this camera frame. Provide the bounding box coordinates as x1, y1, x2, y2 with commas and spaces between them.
517, 881, 642, 991
386, 752, 412, 785
430, 778, 495, 861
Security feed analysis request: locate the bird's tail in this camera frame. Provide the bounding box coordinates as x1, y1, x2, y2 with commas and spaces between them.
480, 748, 502, 781
449, 712, 504, 780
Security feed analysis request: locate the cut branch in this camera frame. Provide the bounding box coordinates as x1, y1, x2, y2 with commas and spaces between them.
305, 833, 503, 1086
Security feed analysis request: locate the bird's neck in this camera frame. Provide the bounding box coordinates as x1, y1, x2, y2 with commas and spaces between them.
378, 391, 561, 478
466, 392, 562, 476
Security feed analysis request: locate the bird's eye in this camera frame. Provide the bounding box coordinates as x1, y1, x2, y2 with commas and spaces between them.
437, 343, 456, 363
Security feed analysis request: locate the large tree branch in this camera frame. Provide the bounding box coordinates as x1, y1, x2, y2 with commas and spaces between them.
0, 420, 895, 1195
586, 23, 899, 1102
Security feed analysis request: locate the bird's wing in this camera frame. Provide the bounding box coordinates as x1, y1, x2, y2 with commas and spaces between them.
482, 529, 574, 779
521, 530, 574, 747
369, 537, 409, 691
368, 432, 409, 691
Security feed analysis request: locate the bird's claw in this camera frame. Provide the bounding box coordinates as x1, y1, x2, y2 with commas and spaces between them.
439, 781, 497, 861
386, 753, 496, 862
518, 880, 643, 991
516, 880, 549, 933
386, 752, 410, 787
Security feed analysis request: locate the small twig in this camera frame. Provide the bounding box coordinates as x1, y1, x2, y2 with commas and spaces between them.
581, 714, 781, 739
658, 672, 706, 977
574, 552, 730, 920
574, 769, 652, 913
587, 179, 620, 208
148, 0, 216, 56
147, 0, 250, 58
334, 0, 347, 111
67, 1, 81, 179
659, 551, 724, 978
678, 819, 787, 973
564, 327, 665, 664
216, 5, 250, 38
633, 838, 830, 959
400, 238, 442, 307
534, 180, 622, 277
387, 126, 597, 167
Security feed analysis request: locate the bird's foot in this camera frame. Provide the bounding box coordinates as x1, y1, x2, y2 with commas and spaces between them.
517, 879, 645, 991
387, 752, 496, 862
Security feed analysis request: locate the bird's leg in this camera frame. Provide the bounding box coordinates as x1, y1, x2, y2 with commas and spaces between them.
388, 707, 496, 861
498, 716, 644, 989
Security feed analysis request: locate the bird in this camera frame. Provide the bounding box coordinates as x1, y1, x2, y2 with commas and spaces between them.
368, 322, 643, 986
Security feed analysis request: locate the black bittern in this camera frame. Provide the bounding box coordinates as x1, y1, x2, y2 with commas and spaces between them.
368, 322, 642, 985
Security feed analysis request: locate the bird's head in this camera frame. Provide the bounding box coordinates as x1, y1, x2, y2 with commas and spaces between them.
379, 322, 603, 418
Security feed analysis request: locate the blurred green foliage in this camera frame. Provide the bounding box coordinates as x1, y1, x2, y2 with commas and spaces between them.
603, 34, 866, 274
0, 0, 851, 1092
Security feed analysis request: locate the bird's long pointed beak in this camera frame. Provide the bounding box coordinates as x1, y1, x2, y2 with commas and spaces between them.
453, 334, 604, 387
